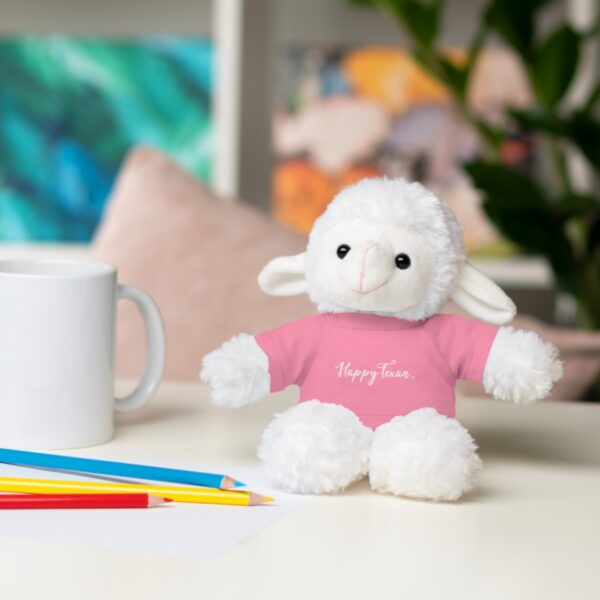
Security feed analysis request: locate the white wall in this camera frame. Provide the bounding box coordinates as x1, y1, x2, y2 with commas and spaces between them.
0, 0, 212, 34
275, 0, 487, 46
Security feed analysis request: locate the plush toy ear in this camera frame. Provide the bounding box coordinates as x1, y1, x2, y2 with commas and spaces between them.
450, 262, 516, 325
258, 252, 307, 296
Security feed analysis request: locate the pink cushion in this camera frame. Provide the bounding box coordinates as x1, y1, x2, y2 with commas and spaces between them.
91, 147, 314, 381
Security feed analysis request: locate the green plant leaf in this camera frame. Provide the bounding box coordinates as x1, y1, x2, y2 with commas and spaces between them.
510, 108, 600, 170
589, 215, 600, 254
565, 111, 600, 168
464, 161, 549, 209
532, 25, 580, 107
465, 160, 576, 286
483, 203, 576, 287
464, 27, 486, 89
509, 107, 565, 134
476, 120, 506, 151
583, 83, 600, 112
554, 193, 600, 217
389, 0, 444, 47
437, 54, 468, 96
485, 0, 551, 58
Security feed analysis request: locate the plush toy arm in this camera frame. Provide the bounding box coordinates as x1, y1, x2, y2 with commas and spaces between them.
483, 327, 563, 405
200, 334, 270, 408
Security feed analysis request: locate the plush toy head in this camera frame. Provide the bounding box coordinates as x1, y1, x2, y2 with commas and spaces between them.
259, 178, 516, 325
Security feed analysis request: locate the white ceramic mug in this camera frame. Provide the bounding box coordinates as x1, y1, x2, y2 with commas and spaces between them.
0, 259, 165, 449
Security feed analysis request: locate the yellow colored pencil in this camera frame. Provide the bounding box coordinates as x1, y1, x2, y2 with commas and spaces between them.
0, 477, 273, 506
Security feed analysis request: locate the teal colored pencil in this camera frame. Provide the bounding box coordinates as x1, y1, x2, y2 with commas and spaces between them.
0, 448, 244, 490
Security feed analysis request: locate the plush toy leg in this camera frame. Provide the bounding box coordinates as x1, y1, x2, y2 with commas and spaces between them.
258, 400, 373, 494
369, 408, 482, 501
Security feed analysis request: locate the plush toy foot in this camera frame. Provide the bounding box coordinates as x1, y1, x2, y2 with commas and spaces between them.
369, 408, 482, 501
258, 400, 373, 494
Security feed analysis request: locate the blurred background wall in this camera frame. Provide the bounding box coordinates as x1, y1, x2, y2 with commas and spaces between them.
1, 0, 599, 397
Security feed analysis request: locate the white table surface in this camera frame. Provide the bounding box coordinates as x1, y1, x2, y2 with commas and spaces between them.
1, 382, 598, 600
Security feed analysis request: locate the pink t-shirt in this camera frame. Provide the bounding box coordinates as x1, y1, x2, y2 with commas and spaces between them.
255, 312, 498, 429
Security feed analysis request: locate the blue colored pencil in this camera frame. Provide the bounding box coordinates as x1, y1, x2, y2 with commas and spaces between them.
0, 448, 244, 490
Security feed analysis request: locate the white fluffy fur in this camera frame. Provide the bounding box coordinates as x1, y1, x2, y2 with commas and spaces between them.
258, 401, 373, 494
200, 333, 270, 408
483, 327, 563, 405
200, 177, 563, 501
259, 178, 515, 325
306, 178, 466, 320
369, 408, 482, 501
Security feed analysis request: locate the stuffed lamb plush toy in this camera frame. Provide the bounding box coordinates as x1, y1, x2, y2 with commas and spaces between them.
201, 178, 562, 501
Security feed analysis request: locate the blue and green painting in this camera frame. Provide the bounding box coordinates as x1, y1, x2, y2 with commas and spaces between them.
0, 36, 214, 241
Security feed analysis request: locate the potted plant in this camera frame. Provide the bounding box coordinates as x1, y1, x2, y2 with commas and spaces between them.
350, 0, 599, 331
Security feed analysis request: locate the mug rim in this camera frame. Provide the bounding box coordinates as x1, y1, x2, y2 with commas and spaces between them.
0, 258, 116, 279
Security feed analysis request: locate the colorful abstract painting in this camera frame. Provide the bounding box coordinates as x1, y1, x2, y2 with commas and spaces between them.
273, 46, 533, 255
0, 35, 213, 241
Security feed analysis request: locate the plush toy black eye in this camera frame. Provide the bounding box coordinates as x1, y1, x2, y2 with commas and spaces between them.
395, 253, 411, 270
336, 244, 351, 259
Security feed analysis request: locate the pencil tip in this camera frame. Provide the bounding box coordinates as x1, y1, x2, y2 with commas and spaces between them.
221, 476, 245, 490
220, 476, 234, 489
248, 493, 274, 506
148, 495, 173, 507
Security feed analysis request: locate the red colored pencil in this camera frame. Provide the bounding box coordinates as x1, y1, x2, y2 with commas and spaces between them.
0, 493, 171, 509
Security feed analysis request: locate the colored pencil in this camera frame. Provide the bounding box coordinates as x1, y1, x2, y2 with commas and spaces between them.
0, 477, 273, 506
0, 493, 170, 509
0, 447, 244, 489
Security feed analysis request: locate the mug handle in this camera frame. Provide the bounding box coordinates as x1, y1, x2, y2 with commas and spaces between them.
114, 284, 166, 413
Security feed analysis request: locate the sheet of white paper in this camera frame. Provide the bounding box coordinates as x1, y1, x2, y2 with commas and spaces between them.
0, 462, 309, 557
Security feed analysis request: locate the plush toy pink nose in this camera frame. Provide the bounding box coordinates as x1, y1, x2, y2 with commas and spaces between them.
340, 243, 391, 293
